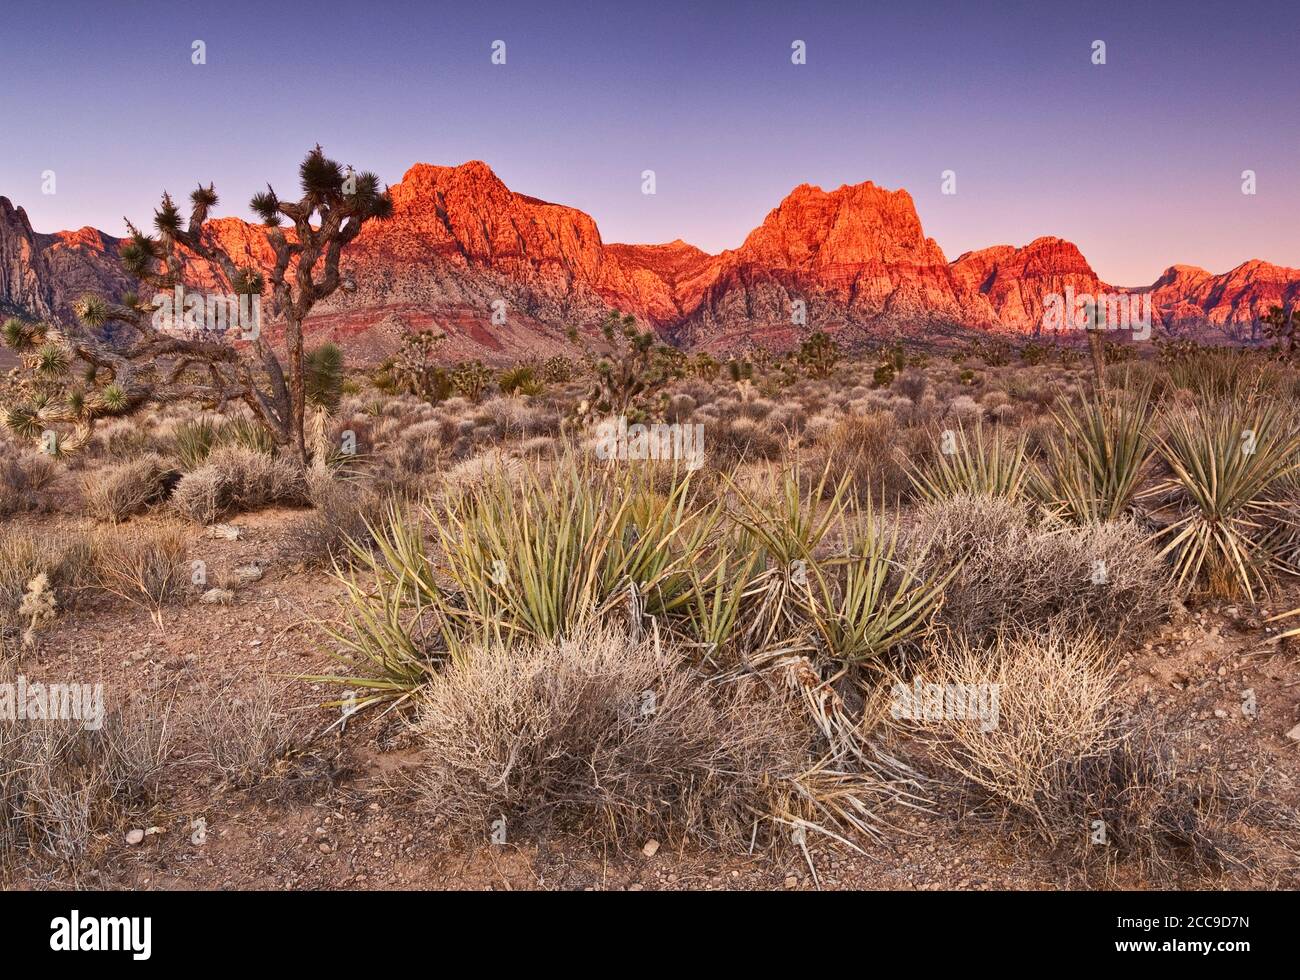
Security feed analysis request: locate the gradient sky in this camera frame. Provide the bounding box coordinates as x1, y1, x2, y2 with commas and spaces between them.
2, 0, 1296, 285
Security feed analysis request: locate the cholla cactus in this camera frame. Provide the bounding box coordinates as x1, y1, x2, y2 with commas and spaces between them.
19, 573, 57, 648
1, 146, 391, 464
541, 355, 575, 383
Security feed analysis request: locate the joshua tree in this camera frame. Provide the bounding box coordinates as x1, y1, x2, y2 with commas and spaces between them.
1, 146, 391, 463
569, 310, 673, 422
797, 329, 840, 378
1261, 304, 1297, 357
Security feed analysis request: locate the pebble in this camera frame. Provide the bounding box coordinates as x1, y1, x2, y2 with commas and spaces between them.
641, 839, 660, 858
125, 829, 145, 845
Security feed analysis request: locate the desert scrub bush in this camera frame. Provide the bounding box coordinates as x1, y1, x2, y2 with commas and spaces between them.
282, 476, 385, 569
190, 675, 295, 789
83, 452, 177, 523
0, 675, 174, 868
0, 528, 93, 630
416, 626, 810, 848
1146, 394, 1300, 600
91, 524, 188, 628
0, 448, 57, 517
908, 420, 1029, 502
171, 445, 309, 524
905, 633, 1243, 882
1164, 348, 1283, 403
800, 412, 910, 504
903, 494, 1172, 645
1035, 379, 1155, 523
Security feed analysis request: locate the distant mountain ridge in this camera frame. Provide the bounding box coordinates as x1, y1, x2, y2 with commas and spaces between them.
2, 161, 1297, 362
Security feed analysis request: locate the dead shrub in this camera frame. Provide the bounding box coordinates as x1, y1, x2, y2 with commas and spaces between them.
171, 446, 308, 524
190, 675, 295, 789
903, 494, 1172, 645
91, 525, 188, 624
905, 632, 1244, 882
83, 453, 177, 523
0, 450, 58, 517
283, 477, 385, 568
0, 675, 174, 869
801, 412, 912, 503
416, 627, 809, 848
0, 528, 93, 629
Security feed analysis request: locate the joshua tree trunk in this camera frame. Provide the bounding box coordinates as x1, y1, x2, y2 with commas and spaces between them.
1086, 328, 1107, 396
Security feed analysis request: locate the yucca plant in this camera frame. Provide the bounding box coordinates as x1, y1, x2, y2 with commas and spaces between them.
311, 499, 447, 708
908, 420, 1029, 502
430, 456, 714, 648
1147, 396, 1300, 599
172, 417, 221, 471
1036, 378, 1155, 523
726, 465, 850, 652
807, 501, 952, 667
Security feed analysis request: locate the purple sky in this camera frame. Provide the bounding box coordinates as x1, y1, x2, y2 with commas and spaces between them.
2, 0, 1296, 285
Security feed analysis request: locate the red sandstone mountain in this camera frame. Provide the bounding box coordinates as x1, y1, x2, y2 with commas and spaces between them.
2, 161, 1296, 362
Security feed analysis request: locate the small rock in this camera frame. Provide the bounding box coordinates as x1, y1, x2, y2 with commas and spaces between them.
1286, 723, 1300, 743
233, 563, 264, 584
199, 588, 235, 605
642, 839, 660, 858
125, 829, 145, 845
1213, 708, 1228, 719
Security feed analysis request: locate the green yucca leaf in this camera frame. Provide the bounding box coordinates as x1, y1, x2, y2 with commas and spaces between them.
2, 317, 43, 352
909, 419, 1029, 502
99, 383, 128, 412
1036, 378, 1155, 523
249, 187, 282, 226
805, 498, 954, 666
74, 294, 112, 327
153, 194, 182, 235
190, 183, 218, 209
1148, 395, 1300, 600
299, 146, 344, 198
3, 405, 42, 439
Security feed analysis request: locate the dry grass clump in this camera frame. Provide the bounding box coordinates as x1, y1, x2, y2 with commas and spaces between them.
905, 632, 1244, 882
0, 449, 58, 517
171, 446, 309, 524
190, 675, 295, 789
91, 524, 189, 627
83, 453, 177, 523
904, 494, 1172, 644
0, 528, 93, 629
416, 627, 810, 848
282, 477, 385, 568
800, 412, 911, 502
0, 676, 174, 869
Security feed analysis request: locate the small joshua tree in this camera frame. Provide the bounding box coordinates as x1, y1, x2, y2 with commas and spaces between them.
797, 329, 840, 378
386, 330, 450, 402
1, 146, 391, 463
570, 310, 672, 422
1261, 304, 1297, 357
